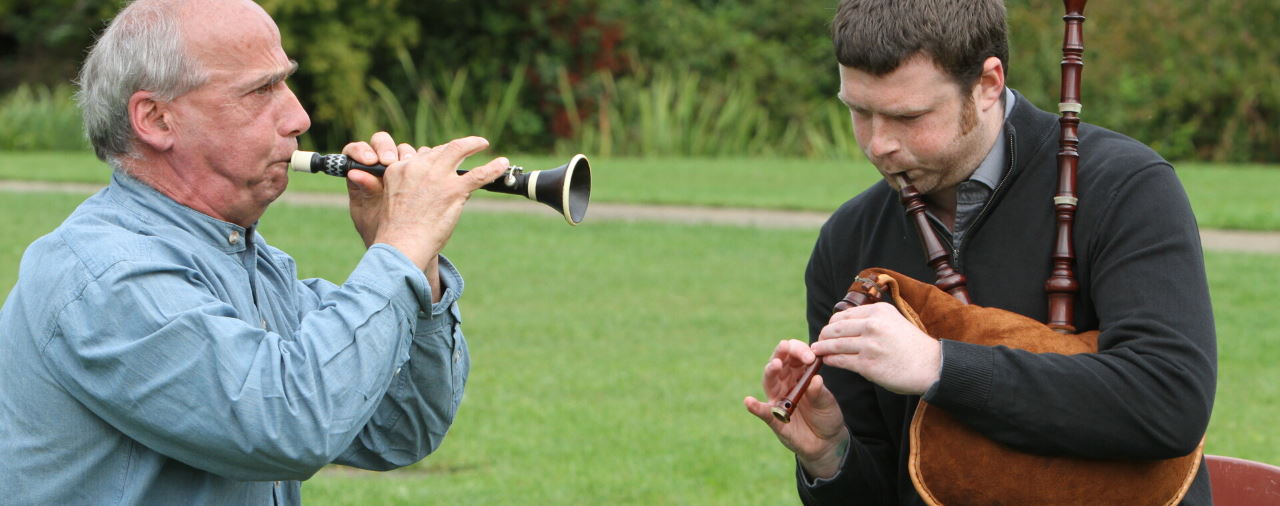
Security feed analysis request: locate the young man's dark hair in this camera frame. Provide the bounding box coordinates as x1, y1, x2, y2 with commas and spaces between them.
831, 0, 1009, 89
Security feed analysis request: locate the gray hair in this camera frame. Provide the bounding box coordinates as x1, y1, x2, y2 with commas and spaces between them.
75, 0, 209, 169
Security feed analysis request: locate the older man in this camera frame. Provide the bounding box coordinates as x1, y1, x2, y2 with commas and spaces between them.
0, 0, 506, 503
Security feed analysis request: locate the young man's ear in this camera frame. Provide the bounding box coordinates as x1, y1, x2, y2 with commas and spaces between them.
974, 56, 1006, 112
128, 90, 174, 152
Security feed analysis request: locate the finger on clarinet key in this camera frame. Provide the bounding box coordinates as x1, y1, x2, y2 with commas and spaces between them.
369, 131, 398, 165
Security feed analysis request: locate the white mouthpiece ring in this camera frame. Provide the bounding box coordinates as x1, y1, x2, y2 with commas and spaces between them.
290, 151, 317, 173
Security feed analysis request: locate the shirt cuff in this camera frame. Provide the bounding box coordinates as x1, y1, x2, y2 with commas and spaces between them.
796, 445, 852, 488
426, 254, 464, 318
355, 245, 466, 320
414, 255, 464, 340
349, 244, 433, 318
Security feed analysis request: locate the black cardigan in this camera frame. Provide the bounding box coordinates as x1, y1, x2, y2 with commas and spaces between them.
799, 90, 1216, 505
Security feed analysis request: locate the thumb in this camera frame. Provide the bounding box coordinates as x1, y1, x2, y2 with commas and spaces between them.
346, 169, 384, 198
803, 374, 838, 412
743, 396, 788, 433
743, 396, 775, 424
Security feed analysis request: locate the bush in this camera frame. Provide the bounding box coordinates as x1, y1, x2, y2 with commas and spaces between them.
0, 0, 118, 90
245, 0, 633, 151
0, 0, 1275, 161
1008, 0, 1279, 162
257, 0, 422, 149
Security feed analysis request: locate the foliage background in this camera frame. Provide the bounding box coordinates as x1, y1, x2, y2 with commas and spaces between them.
0, 0, 1276, 500
0, 0, 1276, 161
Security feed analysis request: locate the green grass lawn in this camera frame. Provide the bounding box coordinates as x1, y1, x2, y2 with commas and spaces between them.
4, 150, 1278, 230
0, 191, 1275, 504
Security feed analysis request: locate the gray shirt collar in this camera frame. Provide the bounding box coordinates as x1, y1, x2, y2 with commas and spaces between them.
968, 88, 1016, 190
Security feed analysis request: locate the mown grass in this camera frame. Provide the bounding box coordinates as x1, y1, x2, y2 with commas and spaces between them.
1, 151, 1277, 231
0, 192, 808, 504
0, 190, 1275, 504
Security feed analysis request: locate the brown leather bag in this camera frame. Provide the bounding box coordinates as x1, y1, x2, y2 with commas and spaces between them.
850, 268, 1202, 505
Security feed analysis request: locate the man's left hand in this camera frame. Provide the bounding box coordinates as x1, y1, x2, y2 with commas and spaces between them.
342, 131, 416, 248
810, 302, 941, 395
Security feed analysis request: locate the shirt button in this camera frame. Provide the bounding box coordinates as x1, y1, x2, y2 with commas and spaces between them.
228, 230, 241, 245
453, 350, 461, 363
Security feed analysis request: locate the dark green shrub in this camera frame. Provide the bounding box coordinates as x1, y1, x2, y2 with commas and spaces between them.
0, 0, 1275, 161
1009, 0, 1278, 162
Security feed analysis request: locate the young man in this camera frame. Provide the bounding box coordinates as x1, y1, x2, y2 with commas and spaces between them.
0, 0, 507, 503
744, 1, 1216, 503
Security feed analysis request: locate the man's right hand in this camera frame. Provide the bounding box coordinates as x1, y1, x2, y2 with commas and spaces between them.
744, 339, 851, 480
344, 134, 508, 272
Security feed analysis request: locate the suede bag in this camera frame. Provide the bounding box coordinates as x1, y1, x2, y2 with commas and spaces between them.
850, 268, 1202, 505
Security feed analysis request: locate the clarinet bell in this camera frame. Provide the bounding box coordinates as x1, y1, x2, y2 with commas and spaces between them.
484, 154, 591, 225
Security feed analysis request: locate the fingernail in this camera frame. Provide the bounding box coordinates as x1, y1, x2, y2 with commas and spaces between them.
383, 151, 396, 160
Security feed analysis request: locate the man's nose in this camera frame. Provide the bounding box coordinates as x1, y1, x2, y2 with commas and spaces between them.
279, 84, 311, 138
867, 118, 899, 158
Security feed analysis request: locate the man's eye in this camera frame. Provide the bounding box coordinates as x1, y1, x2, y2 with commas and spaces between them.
254, 82, 274, 95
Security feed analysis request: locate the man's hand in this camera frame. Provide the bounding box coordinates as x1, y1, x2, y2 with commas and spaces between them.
744, 339, 851, 479
341, 132, 508, 301
811, 302, 941, 395
343, 131, 413, 248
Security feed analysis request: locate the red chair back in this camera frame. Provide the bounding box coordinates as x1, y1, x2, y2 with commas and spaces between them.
1206, 454, 1280, 505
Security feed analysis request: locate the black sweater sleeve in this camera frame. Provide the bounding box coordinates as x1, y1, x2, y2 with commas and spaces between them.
928, 162, 1217, 459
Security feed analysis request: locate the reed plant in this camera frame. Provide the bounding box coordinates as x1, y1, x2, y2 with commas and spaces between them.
0, 84, 88, 151
344, 53, 864, 160
356, 47, 527, 152
553, 66, 862, 160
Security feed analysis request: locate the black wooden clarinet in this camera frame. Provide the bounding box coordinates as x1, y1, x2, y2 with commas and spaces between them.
288, 150, 593, 226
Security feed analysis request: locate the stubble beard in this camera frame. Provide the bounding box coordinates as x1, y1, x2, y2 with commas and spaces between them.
866, 94, 987, 196
923, 95, 985, 195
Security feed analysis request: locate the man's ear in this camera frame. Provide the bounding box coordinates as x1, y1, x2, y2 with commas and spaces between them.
128, 90, 174, 152
974, 56, 1006, 111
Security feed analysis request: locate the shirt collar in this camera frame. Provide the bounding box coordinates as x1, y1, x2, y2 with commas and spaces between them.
966, 88, 1016, 190
107, 170, 254, 254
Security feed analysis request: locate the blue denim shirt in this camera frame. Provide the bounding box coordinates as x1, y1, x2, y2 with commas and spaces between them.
0, 172, 470, 505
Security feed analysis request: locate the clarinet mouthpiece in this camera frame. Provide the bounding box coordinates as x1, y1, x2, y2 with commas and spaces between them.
289, 150, 319, 173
